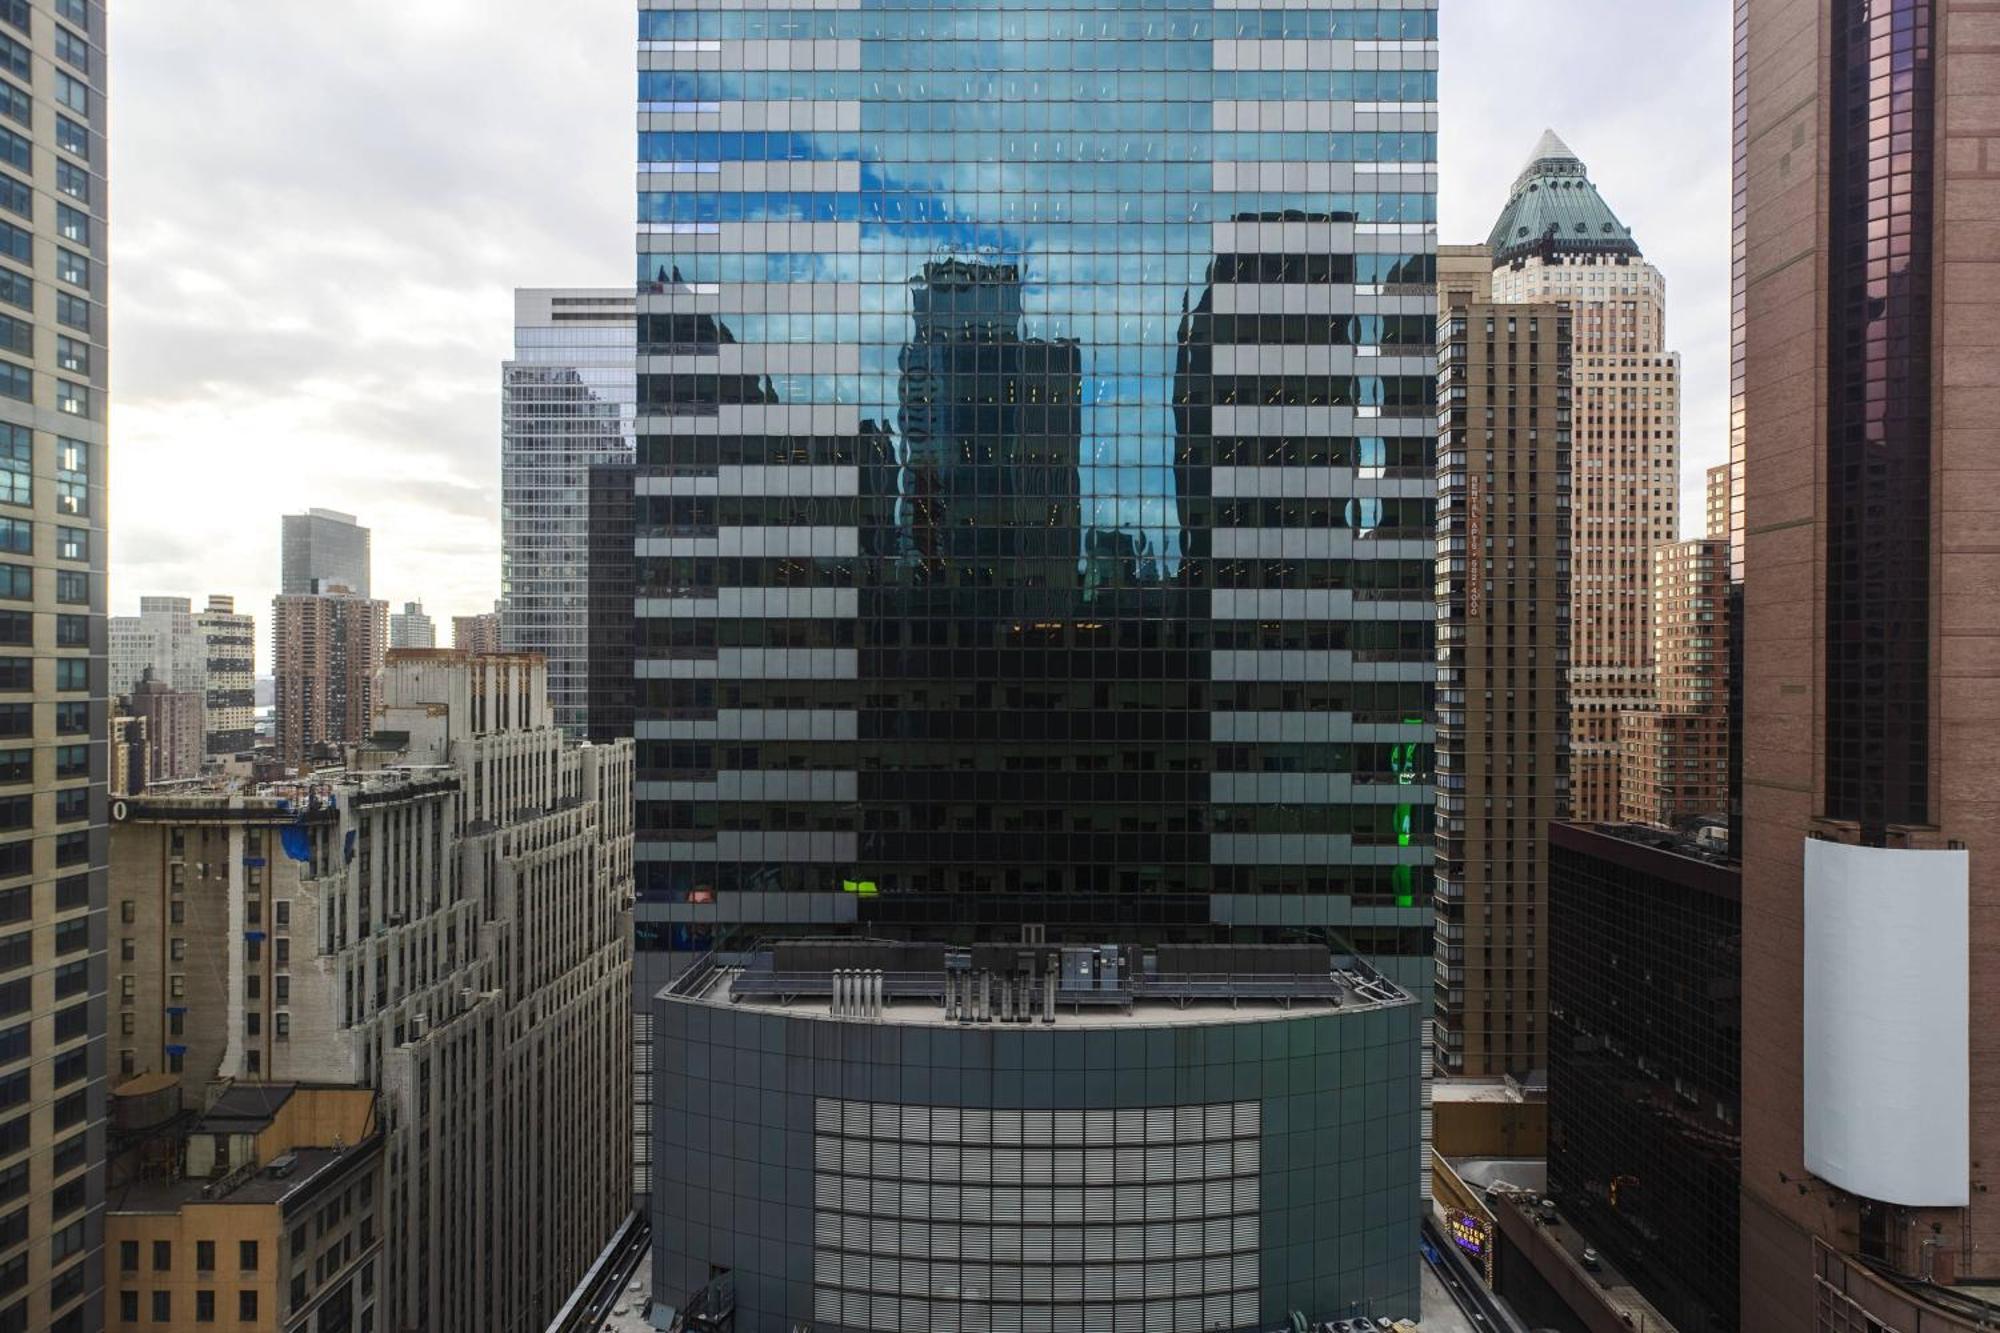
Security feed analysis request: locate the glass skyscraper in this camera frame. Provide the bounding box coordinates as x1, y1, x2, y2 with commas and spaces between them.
632, 2, 1438, 976
503, 288, 638, 736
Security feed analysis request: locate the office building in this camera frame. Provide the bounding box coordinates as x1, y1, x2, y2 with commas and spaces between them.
629, 0, 1438, 965
104, 1084, 384, 1333
1547, 822, 1739, 1333
387, 600, 434, 649
451, 609, 500, 655
629, 6, 1440, 1240
1432, 267, 1572, 1079
1618, 538, 1729, 829
502, 288, 636, 737
271, 591, 386, 768
108, 650, 635, 1333
0, 3, 112, 1330
1488, 131, 1680, 823
1738, 0, 2000, 1325
655, 941, 1423, 1330
279, 509, 370, 598
126, 669, 202, 784
196, 595, 256, 755
108, 594, 202, 699
587, 459, 635, 744
107, 615, 147, 701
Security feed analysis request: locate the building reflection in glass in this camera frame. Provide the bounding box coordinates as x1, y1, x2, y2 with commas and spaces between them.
630, 3, 1440, 973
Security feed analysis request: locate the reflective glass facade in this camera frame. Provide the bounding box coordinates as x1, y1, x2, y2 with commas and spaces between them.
633, 2, 1437, 972
1824, 0, 1933, 832
1547, 823, 1740, 1333
503, 289, 638, 737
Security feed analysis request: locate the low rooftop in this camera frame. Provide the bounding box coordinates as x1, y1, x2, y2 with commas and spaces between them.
111, 1143, 369, 1215
670, 940, 1414, 1028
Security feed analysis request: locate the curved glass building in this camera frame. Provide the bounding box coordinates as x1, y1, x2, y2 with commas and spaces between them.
631, 1, 1438, 990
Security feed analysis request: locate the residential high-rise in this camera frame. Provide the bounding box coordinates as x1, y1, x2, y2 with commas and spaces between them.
271, 591, 386, 767
1488, 131, 1681, 824
0, 4, 111, 1329
125, 668, 202, 784
388, 599, 435, 648
111, 594, 255, 758
1706, 461, 1731, 542
1738, 1, 2000, 1325
501, 288, 636, 737
280, 508, 370, 598
632, 1, 1440, 1304
451, 609, 500, 655
195, 593, 255, 755
107, 651, 634, 1333
1547, 821, 1740, 1333
1618, 538, 1729, 829
1433, 261, 1572, 1079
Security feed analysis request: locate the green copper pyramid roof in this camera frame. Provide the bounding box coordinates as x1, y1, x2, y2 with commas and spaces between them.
1485, 129, 1641, 266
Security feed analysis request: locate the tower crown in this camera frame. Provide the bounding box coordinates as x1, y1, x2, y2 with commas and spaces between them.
1486, 128, 1641, 266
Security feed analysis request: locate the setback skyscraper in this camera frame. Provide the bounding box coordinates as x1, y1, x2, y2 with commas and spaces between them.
501, 288, 637, 737
634, 1, 1438, 1322
1487, 132, 1680, 824
0, 4, 110, 1329
279, 507, 371, 598
1738, 0, 2000, 1326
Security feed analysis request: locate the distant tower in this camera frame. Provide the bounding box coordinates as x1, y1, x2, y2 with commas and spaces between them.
501, 289, 636, 737
389, 600, 436, 649
1487, 131, 1681, 824
281, 508, 372, 597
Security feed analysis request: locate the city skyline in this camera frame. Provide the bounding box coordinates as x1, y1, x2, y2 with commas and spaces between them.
106, 0, 1731, 621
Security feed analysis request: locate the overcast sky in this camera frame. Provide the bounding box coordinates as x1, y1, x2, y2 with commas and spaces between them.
110, 0, 1733, 634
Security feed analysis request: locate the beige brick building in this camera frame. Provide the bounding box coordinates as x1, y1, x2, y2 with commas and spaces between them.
1487, 131, 1681, 824
1433, 254, 1572, 1080
109, 651, 635, 1333
1617, 538, 1730, 829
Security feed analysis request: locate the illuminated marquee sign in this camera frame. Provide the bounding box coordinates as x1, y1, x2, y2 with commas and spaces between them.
1446, 1208, 1490, 1259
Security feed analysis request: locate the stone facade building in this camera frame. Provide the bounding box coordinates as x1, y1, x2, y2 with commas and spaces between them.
109, 651, 635, 1333
1487, 131, 1681, 824
1433, 260, 1572, 1080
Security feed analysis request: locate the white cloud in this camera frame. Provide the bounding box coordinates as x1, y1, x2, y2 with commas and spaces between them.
1441, 0, 1735, 536
109, 0, 1735, 644
109, 0, 634, 628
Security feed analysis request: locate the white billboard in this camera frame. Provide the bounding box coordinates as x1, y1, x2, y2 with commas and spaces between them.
1803, 838, 1969, 1207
